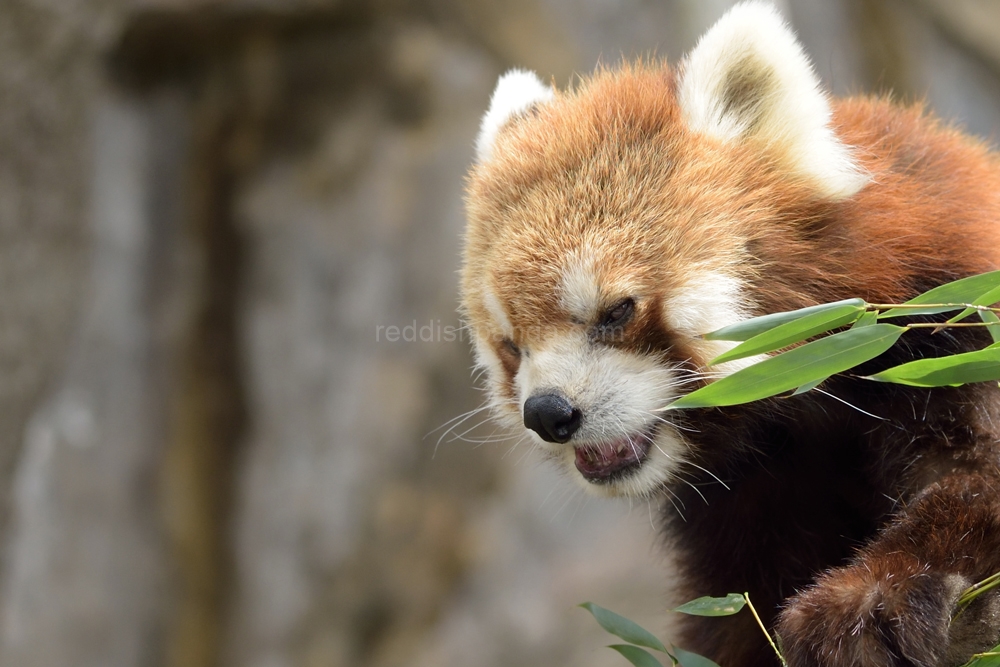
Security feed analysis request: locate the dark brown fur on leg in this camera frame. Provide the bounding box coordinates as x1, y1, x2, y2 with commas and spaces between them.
778, 475, 1000, 667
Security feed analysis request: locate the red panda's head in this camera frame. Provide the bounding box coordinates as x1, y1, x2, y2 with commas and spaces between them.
460, 2, 869, 498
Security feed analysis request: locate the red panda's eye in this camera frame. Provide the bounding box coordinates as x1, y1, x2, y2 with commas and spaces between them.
601, 298, 635, 327
502, 338, 521, 356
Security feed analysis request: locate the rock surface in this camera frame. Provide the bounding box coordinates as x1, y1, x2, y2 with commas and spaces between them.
0, 1, 998, 666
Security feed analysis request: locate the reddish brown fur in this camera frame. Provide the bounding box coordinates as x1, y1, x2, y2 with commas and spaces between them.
465, 66, 1000, 329
462, 61, 1000, 666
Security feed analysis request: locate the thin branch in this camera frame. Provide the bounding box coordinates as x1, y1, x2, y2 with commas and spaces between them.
867, 303, 1000, 312
902, 322, 1000, 329
958, 571, 1000, 608
744, 592, 787, 667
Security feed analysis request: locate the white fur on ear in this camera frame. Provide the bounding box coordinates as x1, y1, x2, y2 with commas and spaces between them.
475, 69, 554, 163
679, 1, 869, 200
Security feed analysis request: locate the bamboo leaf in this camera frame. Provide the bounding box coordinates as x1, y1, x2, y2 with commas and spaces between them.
608, 645, 665, 667
580, 603, 669, 653
879, 271, 1000, 319
710, 303, 865, 365
865, 347, 1000, 387
704, 299, 865, 342
673, 594, 746, 616
946, 284, 1000, 324
673, 647, 722, 667
852, 310, 879, 328
667, 325, 906, 410
980, 310, 1000, 344
792, 377, 827, 395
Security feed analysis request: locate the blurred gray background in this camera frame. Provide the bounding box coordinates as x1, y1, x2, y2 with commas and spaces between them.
1, 0, 999, 666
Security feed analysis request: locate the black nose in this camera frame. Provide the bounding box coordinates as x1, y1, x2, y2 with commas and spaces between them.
523, 393, 582, 443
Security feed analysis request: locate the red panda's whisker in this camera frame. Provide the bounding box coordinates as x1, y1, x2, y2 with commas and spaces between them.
681, 459, 731, 491
427, 402, 491, 439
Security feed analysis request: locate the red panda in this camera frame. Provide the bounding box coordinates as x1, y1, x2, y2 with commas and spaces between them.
460, 2, 1000, 666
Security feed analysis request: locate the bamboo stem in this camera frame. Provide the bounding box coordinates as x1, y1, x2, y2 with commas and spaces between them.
743, 592, 787, 667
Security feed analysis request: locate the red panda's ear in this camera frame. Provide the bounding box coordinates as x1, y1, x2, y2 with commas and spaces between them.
475, 69, 554, 164
678, 1, 869, 201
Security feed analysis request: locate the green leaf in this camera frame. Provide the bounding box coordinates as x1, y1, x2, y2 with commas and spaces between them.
673, 594, 746, 616
673, 647, 722, 667
774, 632, 787, 661
852, 310, 879, 328
792, 377, 827, 395
980, 309, 1000, 344
710, 302, 865, 365
666, 325, 906, 410
608, 645, 665, 667
865, 346, 1000, 388
704, 299, 866, 342
879, 271, 1000, 319
580, 603, 669, 653
946, 284, 1000, 324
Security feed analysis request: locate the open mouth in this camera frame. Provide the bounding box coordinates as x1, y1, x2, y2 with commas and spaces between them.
574, 427, 657, 483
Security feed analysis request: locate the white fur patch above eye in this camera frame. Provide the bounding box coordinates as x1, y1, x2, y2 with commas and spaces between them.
679, 1, 869, 200
482, 284, 514, 338
475, 69, 554, 163
666, 271, 747, 338
559, 253, 601, 321
666, 271, 762, 375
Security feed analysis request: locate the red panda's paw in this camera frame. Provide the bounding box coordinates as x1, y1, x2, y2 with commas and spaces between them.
776, 567, 967, 667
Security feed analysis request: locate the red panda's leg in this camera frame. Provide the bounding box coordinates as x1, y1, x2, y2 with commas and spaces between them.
777, 473, 1000, 667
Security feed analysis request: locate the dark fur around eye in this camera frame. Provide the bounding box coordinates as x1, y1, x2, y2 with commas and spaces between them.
600, 298, 635, 328
502, 338, 521, 356
496, 337, 522, 376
